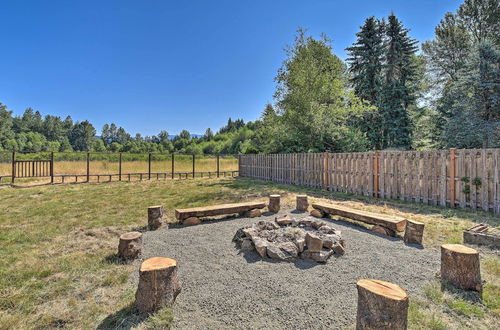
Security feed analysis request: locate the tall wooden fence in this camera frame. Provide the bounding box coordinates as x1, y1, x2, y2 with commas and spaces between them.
239, 149, 500, 214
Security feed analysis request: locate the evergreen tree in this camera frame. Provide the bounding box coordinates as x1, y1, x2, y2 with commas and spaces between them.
346, 16, 385, 148
68, 121, 96, 151
381, 13, 419, 149
204, 128, 214, 141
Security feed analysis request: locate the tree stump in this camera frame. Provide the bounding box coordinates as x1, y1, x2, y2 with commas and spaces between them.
148, 205, 164, 230
356, 279, 409, 330
118, 231, 143, 259
296, 195, 309, 212
441, 244, 482, 291
403, 220, 425, 245
136, 257, 182, 313
268, 195, 280, 213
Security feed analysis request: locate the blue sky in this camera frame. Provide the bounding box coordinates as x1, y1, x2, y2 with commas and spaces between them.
0, 0, 462, 136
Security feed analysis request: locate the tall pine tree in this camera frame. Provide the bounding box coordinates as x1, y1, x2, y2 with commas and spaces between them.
346, 17, 385, 149
381, 14, 419, 149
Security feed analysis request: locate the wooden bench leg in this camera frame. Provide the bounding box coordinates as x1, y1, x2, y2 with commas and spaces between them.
371, 225, 396, 237
183, 217, 201, 225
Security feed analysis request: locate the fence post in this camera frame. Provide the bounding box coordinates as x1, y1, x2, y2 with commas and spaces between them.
171, 153, 175, 179
217, 154, 220, 178
50, 152, 54, 184
450, 148, 456, 208
119, 153, 122, 181
148, 153, 152, 180
86, 152, 90, 182
237, 154, 241, 177
373, 151, 380, 198
323, 152, 329, 190
192, 154, 195, 178
11, 151, 16, 184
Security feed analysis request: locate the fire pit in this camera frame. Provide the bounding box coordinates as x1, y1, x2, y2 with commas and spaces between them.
234, 214, 345, 263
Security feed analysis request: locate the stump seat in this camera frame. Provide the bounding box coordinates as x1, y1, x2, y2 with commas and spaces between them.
136, 257, 182, 313
311, 202, 406, 233
356, 279, 409, 330
441, 244, 482, 291
118, 231, 143, 259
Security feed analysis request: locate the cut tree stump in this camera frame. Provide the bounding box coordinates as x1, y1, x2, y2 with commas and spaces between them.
356, 279, 409, 330
441, 244, 482, 291
118, 231, 143, 259
148, 205, 164, 230
296, 195, 309, 212
268, 195, 280, 213
136, 257, 182, 313
403, 220, 425, 245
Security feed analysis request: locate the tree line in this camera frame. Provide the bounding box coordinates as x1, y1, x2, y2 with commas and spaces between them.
0, 0, 498, 154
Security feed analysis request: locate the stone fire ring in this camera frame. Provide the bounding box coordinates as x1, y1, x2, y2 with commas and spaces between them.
234, 214, 345, 263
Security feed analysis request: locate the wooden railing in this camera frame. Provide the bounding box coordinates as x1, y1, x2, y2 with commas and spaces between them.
239, 149, 500, 214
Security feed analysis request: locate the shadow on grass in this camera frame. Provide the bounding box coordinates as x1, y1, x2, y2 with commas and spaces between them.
97, 303, 148, 330
104, 253, 132, 265
441, 280, 483, 303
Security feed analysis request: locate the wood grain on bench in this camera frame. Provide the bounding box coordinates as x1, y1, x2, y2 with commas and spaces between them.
175, 201, 266, 220
311, 202, 406, 232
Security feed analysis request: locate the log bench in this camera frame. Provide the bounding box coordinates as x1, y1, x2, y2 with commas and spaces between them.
311, 202, 406, 235
175, 201, 266, 224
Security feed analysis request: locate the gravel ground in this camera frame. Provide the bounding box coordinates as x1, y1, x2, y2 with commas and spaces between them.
137, 209, 440, 329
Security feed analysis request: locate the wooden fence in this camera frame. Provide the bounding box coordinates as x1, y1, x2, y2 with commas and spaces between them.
239, 149, 500, 214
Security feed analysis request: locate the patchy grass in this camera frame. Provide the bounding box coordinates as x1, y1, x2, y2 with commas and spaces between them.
0, 177, 498, 328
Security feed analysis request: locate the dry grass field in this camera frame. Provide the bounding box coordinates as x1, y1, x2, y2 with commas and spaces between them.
0, 156, 238, 185
0, 177, 498, 329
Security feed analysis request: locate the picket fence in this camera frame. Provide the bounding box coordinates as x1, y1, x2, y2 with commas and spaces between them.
239, 149, 500, 214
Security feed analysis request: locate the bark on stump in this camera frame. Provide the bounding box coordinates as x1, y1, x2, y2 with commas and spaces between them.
148, 205, 164, 230
403, 220, 425, 245
118, 231, 143, 259
136, 257, 182, 313
296, 195, 309, 212
441, 244, 482, 291
268, 195, 280, 213
356, 279, 409, 330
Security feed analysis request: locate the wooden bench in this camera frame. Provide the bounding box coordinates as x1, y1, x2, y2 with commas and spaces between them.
311, 202, 406, 233
175, 201, 266, 224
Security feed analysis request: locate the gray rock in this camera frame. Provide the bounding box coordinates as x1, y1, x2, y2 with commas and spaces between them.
241, 238, 254, 251
276, 215, 292, 226
311, 220, 325, 230
295, 238, 305, 253
252, 237, 268, 258
279, 242, 298, 258
305, 232, 323, 252
319, 225, 335, 234
266, 243, 297, 262
243, 228, 258, 239
300, 249, 334, 263
332, 243, 345, 255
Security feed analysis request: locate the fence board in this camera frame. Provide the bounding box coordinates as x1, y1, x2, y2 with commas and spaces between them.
239, 148, 500, 213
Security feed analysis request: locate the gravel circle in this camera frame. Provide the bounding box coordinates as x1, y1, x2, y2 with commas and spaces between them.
137, 210, 440, 329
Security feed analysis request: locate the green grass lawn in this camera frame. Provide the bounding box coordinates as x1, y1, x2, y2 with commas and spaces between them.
0, 177, 498, 329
